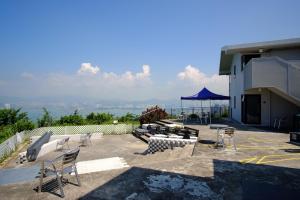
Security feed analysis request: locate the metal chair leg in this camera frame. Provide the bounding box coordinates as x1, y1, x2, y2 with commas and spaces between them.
232, 136, 237, 151
74, 166, 81, 186
56, 174, 65, 198
39, 162, 44, 193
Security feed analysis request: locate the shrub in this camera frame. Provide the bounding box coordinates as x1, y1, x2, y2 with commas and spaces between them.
37, 108, 54, 127
56, 110, 85, 125
139, 106, 168, 125
118, 113, 138, 123
86, 112, 114, 124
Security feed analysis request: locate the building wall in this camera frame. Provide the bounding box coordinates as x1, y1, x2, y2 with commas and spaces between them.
229, 48, 300, 126
229, 53, 243, 123
270, 91, 300, 129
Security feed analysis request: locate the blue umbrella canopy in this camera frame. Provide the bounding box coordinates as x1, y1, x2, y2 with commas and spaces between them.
181, 87, 230, 100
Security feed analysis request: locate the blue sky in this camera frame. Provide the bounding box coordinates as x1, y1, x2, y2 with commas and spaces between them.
0, 0, 300, 100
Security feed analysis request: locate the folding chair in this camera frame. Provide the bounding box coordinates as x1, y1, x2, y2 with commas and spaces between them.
220, 127, 237, 150
56, 137, 70, 151
38, 147, 81, 198
80, 133, 92, 146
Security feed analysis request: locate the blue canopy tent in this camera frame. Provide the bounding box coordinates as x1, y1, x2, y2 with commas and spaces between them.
180, 87, 230, 124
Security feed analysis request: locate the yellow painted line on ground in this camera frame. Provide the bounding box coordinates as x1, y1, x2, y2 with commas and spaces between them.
236, 145, 292, 150
256, 154, 300, 164
239, 154, 300, 165
248, 137, 273, 143
239, 157, 258, 164
258, 157, 300, 164
256, 156, 266, 164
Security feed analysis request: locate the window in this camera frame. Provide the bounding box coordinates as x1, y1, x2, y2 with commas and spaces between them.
234, 96, 236, 109
233, 65, 236, 76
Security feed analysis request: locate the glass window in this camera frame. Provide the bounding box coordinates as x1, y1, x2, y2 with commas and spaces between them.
234, 96, 236, 109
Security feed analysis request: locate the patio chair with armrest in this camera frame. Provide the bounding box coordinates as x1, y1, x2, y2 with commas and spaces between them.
220, 127, 237, 150
38, 147, 81, 198
56, 137, 70, 151
80, 133, 92, 146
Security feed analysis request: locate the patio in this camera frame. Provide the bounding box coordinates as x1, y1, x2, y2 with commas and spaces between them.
0, 124, 300, 200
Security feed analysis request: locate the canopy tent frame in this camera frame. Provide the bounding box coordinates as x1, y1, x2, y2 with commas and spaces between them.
180, 87, 230, 124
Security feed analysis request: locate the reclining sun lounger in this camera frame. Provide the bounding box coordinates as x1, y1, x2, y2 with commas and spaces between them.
26, 131, 52, 162
147, 136, 197, 154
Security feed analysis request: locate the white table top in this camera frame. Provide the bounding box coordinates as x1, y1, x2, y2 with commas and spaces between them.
209, 124, 229, 129
164, 124, 184, 128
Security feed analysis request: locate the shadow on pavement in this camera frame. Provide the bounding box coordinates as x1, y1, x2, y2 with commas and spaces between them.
78, 159, 300, 200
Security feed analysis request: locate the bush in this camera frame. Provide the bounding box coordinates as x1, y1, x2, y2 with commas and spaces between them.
86, 112, 114, 124
0, 108, 34, 143
118, 113, 138, 123
139, 106, 168, 125
56, 110, 85, 125
37, 108, 54, 127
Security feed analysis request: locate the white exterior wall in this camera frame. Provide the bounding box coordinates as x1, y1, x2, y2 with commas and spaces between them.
230, 54, 272, 126
229, 53, 243, 123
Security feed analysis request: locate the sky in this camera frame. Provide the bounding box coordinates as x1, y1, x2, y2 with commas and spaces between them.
0, 0, 300, 101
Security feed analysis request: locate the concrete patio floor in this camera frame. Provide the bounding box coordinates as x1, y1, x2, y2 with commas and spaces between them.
0, 124, 300, 200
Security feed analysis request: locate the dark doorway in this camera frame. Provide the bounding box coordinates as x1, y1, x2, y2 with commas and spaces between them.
241, 94, 261, 124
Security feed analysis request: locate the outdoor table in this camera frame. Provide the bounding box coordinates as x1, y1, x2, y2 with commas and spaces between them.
141, 123, 157, 130
134, 128, 149, 136
147, 137, 197, 154
209, 124, 229, 147
164, 124, 184, 129
154, 134, 168, 138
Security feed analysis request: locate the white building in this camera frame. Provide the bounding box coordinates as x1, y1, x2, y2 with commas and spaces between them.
219, 38, 300, 129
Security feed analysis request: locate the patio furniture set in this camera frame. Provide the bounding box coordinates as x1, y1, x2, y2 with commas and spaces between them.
134, 120, 199, 154
180, 112, 211, 124
28, 132, 92, 198
18, 132, 92, 165
210, 124, 237, 150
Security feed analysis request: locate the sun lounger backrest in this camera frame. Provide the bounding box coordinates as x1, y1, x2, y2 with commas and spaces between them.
26, 131, 52, 161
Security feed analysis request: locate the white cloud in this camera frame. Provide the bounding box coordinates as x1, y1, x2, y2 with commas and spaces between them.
77, 63, 100, 75
102, 64, 151, 83
177, 65, 228, 95
2, 63, 153, 100
0, 63, 229, 101
136, 64, 151, 79
21, 72, 34, 79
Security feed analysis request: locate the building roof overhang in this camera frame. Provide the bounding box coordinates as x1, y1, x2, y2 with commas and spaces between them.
219, 38, 300, 75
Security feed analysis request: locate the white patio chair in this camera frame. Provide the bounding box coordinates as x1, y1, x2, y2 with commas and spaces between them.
56, 137, 70, 151
80, 133, 92, 146
220, 127, 237, 150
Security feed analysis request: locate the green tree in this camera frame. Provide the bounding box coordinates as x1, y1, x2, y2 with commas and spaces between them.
118, 113, 138, 123
0, 108, 34, 143
57, 110, 85, 125
86, 112, 113, 124
37, 108, 54, 127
